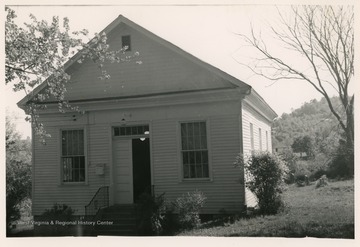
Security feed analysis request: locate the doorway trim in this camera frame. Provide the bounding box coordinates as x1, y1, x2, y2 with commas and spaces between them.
111, 122, 153, 205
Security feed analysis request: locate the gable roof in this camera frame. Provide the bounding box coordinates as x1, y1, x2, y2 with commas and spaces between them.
18, 15, 251, 107
17, 15, 277, 119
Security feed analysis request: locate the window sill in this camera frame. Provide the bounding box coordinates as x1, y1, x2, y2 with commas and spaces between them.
181, 178, 213, 183
59, 182, 89, 186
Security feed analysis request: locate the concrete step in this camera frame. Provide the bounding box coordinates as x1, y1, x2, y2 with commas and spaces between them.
92, 204, 139, 236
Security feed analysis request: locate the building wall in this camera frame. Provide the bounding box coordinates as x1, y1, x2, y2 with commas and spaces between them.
241, 99, 274, 207
32, 99, 245, 215
242, 101, 273, 157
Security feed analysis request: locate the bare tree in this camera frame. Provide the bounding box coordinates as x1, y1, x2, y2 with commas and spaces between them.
241, 6, 354, 152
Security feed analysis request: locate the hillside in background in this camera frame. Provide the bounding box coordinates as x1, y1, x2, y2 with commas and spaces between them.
272, 96, 344, 155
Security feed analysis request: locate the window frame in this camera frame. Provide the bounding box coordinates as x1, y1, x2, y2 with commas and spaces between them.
178, 120, 212, 181
250, 123, 254, 151
266, 130, 269, 151
259, 128, 262, 151
59, 127, 88, 185
121, 35, 131, 51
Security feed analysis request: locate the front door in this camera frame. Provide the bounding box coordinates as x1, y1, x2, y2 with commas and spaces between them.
113, 133, 151, 204
113, 139, 133, 204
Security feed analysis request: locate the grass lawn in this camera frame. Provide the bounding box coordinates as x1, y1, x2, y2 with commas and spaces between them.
178, 179, 354, 238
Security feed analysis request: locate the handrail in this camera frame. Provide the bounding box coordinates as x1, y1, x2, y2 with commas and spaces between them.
85, 186, 109, 218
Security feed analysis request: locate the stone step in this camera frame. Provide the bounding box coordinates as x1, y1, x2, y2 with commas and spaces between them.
92, 204, 139, 236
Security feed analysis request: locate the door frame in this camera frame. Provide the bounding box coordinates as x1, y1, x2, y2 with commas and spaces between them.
110, 122, 153, 205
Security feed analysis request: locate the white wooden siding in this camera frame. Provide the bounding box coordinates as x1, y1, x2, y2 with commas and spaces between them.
56, 23, 234, 102
151, 112, 244, 214
32, 117, 111, 215
242, 101, 273, 156
32, 100, 245, 215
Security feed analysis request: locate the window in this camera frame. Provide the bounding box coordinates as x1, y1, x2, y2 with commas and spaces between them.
181, 122, 209, 179
266, 131, 269, 151
61, 129, 85, 183
250, 123, 254, 150
121, 35, 131, 51
114, 125, 149, 136
259, 128, 262, 151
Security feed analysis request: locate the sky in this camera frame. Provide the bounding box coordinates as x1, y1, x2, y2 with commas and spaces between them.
3, 1, 354, 139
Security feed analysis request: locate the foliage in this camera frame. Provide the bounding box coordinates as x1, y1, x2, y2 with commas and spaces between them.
327, 136, 354, 179
137, 193, 167, 235
173, 190, 206, 230
242, 6, 354, 153
237, 152, 288, 215
273, 97, 342, 155
6, 111, 32, 230
291, 135, 315, 159
179, 179, 354, 238
5, 7, 139, 141
41, 203, 76, 220
6, 162, 32, 226
273, 96, 352, 181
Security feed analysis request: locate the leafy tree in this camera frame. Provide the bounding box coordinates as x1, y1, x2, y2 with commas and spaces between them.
6, 111, 32, 231
291, 135, 315, 159
241, 6, 354, 174
5, 7, 138, 140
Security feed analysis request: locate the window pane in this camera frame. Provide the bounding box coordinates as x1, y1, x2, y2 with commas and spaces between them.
182, 152, 189, 165
73, 130, 79, 155
187, 123, 194, 137
78, 130, 84, 155
203, 164, 209, 177
200, 122, 206, 136
190, 164, 196, 178
131, 126, 138, 135
194, 135, 200, 149
189, 151, 195, 164
182, 136, 188, 150
196, 165, 203, 178
120, 127, 126, 136
195, 151, 201, 164
188, 135, 194, 150
201, 151, 208, 163
200, 135, 207, 149
194, 122, 200, 136
183, 164, 190, 178
62, 131, 67, 156
114, 127, 120, 136
126, 127, 131, 135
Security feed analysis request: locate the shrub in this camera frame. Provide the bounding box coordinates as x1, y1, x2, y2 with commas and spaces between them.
278, 149, 298, 184
137, 193, 167, 235
236, 152, 288, 215
174, 190, 206, 230
293, 160, 311, 186
39, 204, 76, 236
315, 175, 329, 188
41, 203, 76, 220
